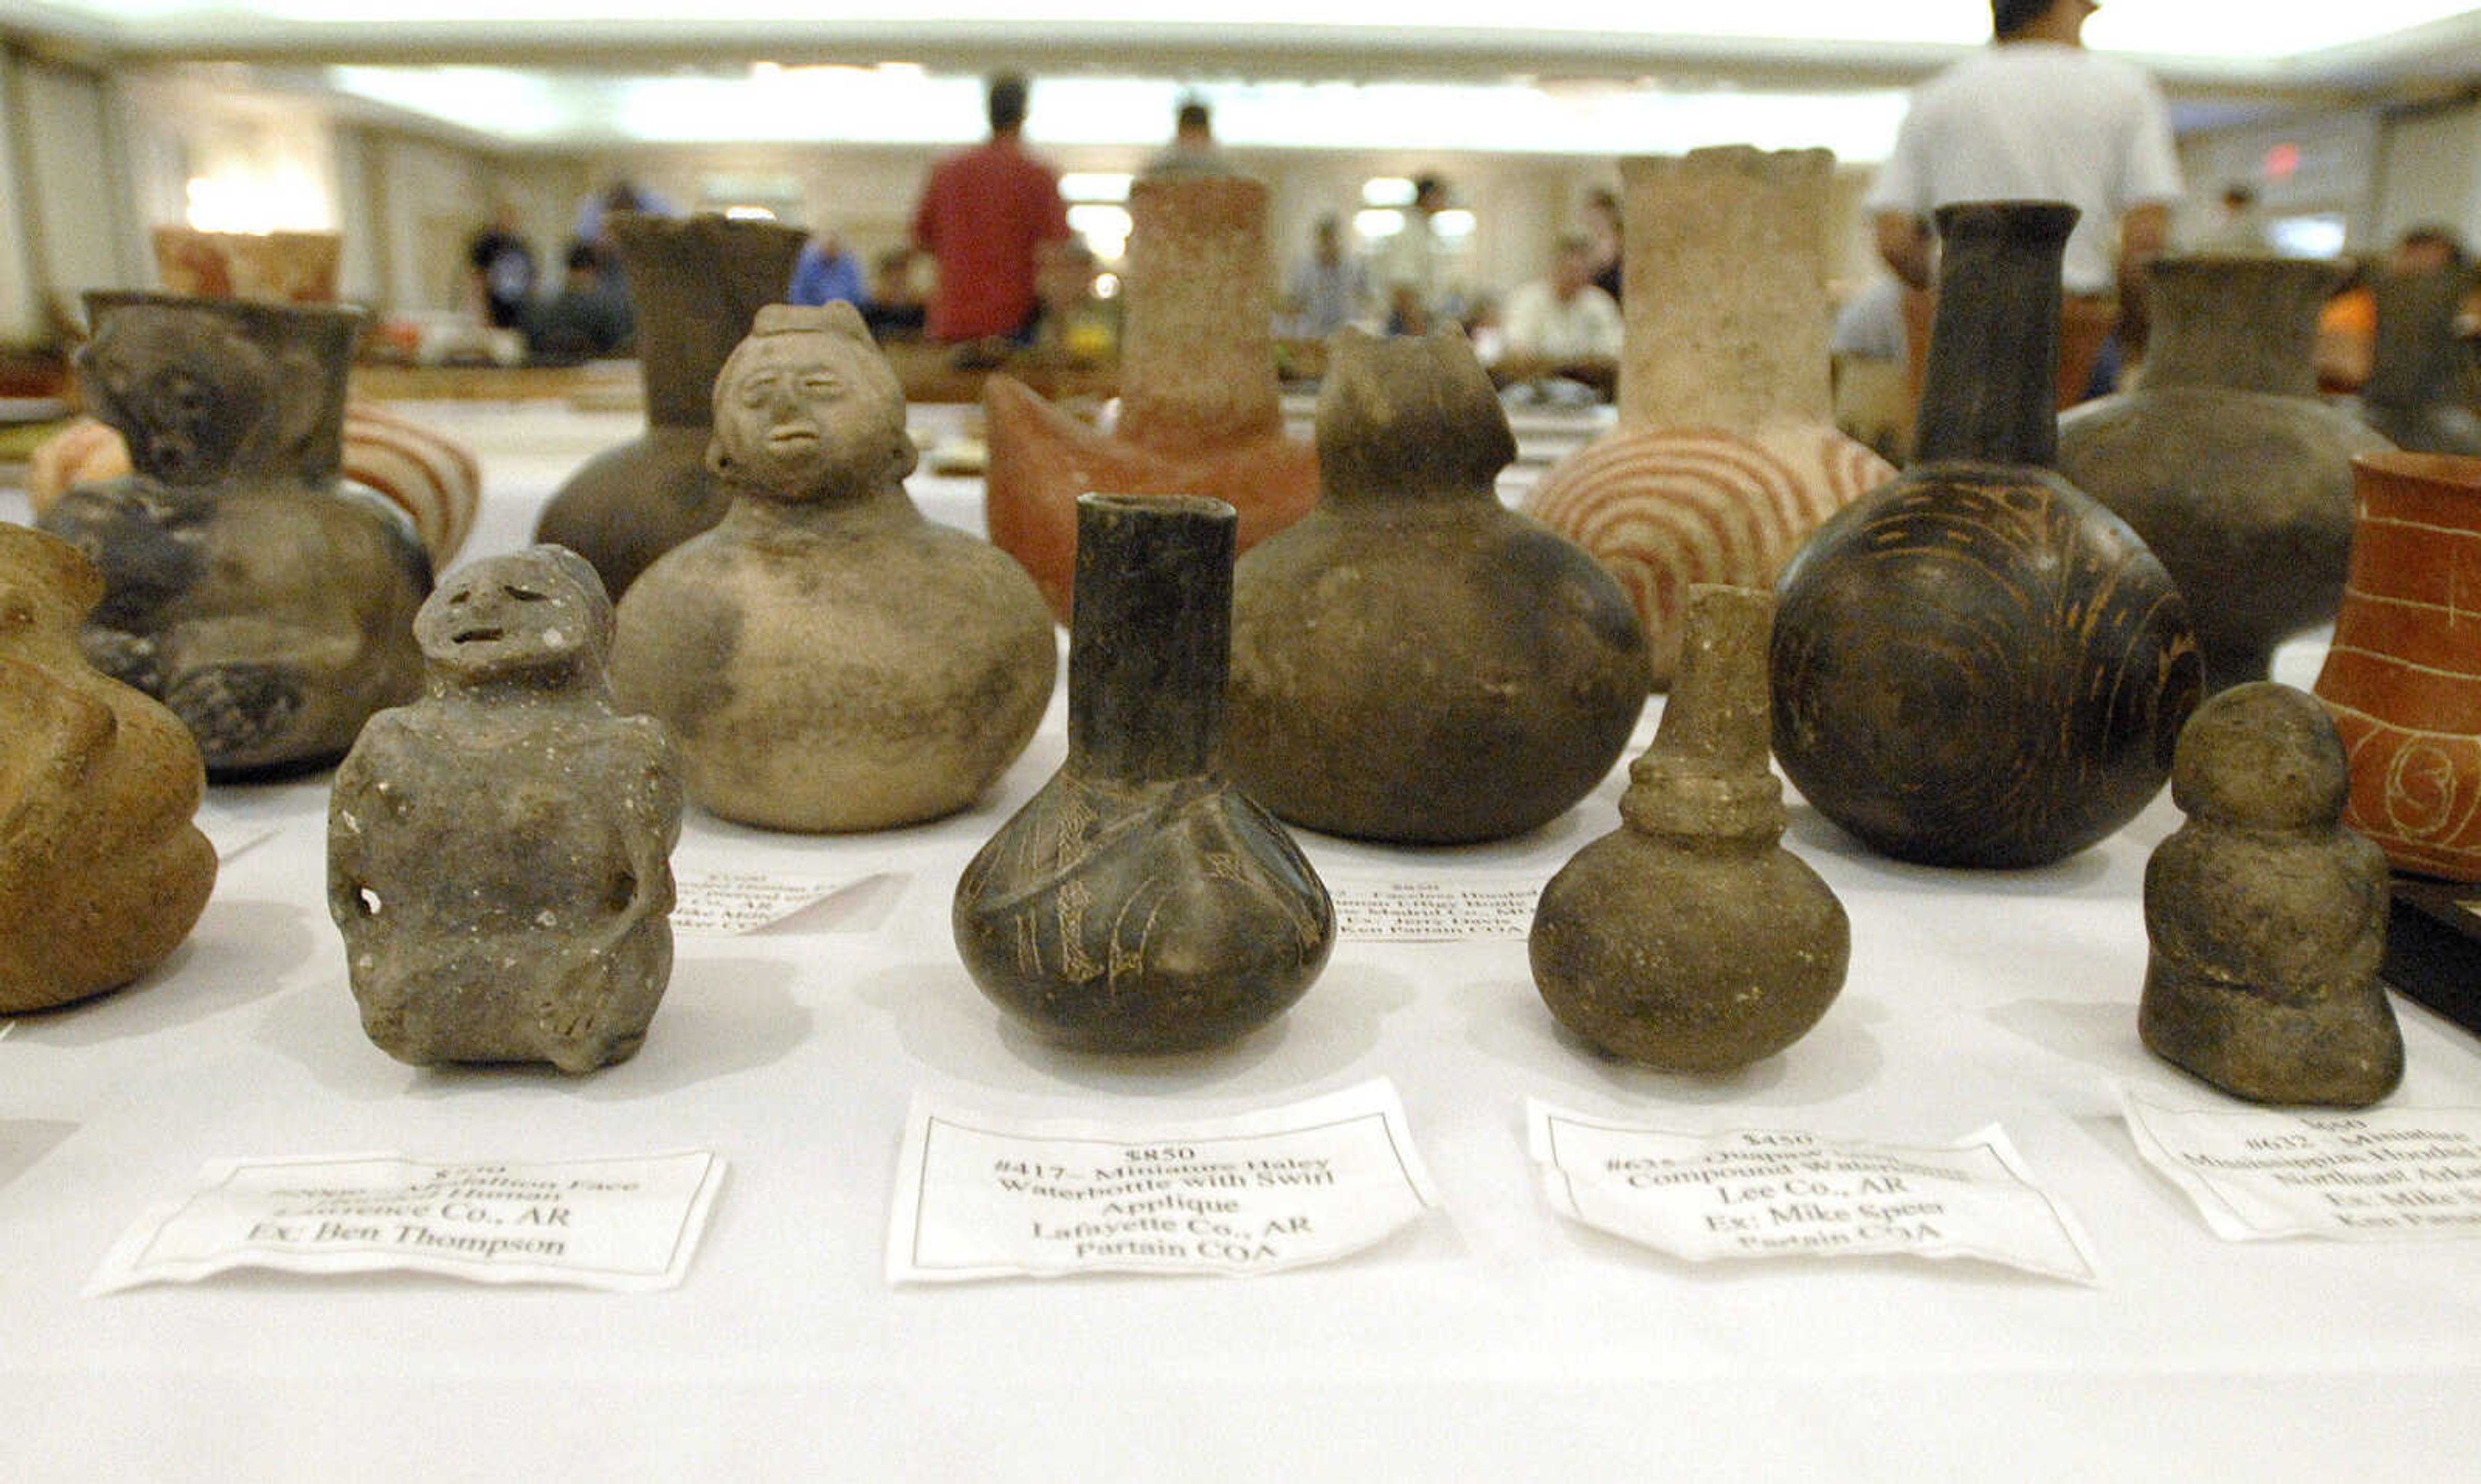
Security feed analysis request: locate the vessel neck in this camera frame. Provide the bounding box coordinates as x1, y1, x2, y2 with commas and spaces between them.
1618, 147, 1835, 430
611, 213, 810, 429
2141, 256, 2334, 398
1911, 201, 2076, 468
1066, 494, 1235, 781
1116, 176, 1284, 454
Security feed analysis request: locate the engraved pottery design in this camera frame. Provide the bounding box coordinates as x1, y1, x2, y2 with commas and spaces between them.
2315, 450, 2481, 881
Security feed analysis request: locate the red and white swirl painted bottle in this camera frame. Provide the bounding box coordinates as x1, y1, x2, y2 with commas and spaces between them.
1524, 147, 1892, 687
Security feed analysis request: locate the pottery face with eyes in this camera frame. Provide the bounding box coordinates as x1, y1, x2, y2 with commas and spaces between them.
709, 326, 913, 501
415, 549, 608, 685
81, 311, 275, 486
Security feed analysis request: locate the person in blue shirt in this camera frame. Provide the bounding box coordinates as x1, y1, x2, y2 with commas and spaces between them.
789, 235, 867, 309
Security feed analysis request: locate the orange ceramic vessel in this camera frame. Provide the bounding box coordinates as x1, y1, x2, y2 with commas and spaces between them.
2314, 451, 2481, 880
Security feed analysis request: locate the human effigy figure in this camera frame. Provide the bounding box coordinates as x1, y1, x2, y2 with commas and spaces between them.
39, 293, 428, 777
329, 547, 681, 1074
612, 302, 1055, 832
0, 525, 218, 1013
2140, 682, 2403, 1106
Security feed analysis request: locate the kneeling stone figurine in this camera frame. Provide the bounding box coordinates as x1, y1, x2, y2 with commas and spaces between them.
330, 547, 682, 1073
2141, 682, 2402, 1107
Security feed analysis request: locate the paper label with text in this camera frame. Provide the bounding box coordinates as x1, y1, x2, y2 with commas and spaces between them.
89, 1151, 726, 1295
1529, 1102, 2100, 1284
889, 1080, 1439, 1283
671, 866, 875, 935
1327, 873, 1542, 941
2122, 1085, 2481, 1240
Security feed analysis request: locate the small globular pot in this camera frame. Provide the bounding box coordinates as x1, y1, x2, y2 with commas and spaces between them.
1771, 201, 2201, 868
2314, 451, 2481, 881
2057, 255, 2391, 693
1531, 585, 1848, 1072
1227, 328, 1649, 844
954, 494, 1334, 1053
612, 304, 1056, 832
2141, 682, 2402, 1106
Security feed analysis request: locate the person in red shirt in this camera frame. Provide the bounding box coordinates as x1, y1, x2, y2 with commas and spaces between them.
911, 72, 1074, 345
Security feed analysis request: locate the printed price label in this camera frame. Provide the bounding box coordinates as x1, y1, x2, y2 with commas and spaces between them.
2122, 1085, 2481, 1240
1529, 1102, 2100, 1284
888, 1080, 1439, 1283
671, 867, 876, 935
89, 1151, 726, 1294
1327, 873, 1542, 941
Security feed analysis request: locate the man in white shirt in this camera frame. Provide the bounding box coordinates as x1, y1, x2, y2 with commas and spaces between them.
1500, 233, 1623, 365
1379, 175, 1454, 335
1866, 0, 2182, 405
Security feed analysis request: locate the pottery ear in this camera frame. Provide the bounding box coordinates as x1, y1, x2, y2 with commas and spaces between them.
704, 430, 733, 481
527, 542, 618, 659
267, 342, 337, 467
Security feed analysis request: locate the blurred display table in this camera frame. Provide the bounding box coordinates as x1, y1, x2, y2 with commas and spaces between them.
2, 399, 2479, 1477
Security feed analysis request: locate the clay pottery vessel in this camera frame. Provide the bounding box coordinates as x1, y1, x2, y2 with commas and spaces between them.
983, 174, 1319, 622
2360, 267, 2481, 455
2312, 451, 2481, 880
612, 304, 1055, 832
0, 526, 218, 1014
40, 291, 430, 778
2057, 255, 2391, 693
2141, 683, 2401, 1105
535, 213, 809, 599
29, 404, 480, 571
1227, 329, 1649, 844
954, 494, 1334, 1053
1531, 585, 1848, 1071
152, 225, 341, 303
1771, 202, 2202, 868
1525, 148, 1893, 687
331, 547, 682, 1072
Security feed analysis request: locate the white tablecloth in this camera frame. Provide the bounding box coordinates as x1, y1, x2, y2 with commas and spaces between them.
3, 400, 2478, 1479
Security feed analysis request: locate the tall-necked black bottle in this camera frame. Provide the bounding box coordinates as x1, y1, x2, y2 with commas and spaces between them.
954, 494, 1334, 1052
1770, 200, 2201, 868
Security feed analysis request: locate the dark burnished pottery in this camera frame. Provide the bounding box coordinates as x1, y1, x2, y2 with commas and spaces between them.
1226, 329, 1649, 844
1531, 585, 1848, 1071
331, 547, 682, 1074
1772, 202, 2201, 868
534, 213, 809, 600
611, 304, 1055, 832
954, 494, 1334, 1053
2057, 256, 2391, 693
41, 291, 428, 777
2141, 682, 2401, 1106
2361, 267, 2481, 456
0, 525, 218, 1014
